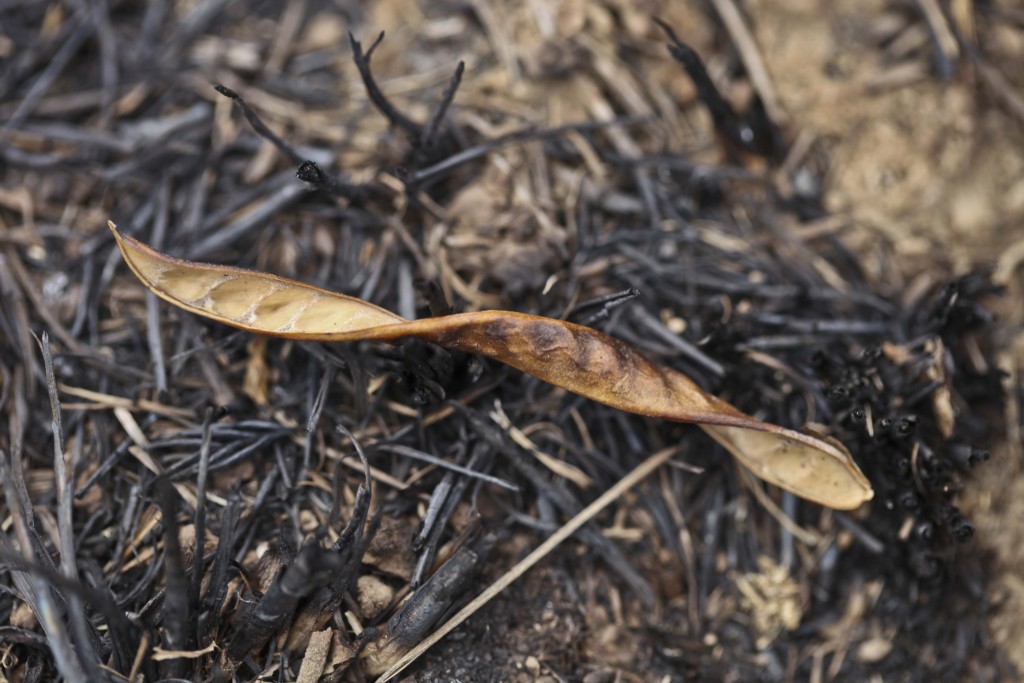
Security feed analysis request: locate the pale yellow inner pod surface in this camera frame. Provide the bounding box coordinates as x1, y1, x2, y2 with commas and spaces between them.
703, 424, 872, 509
250, 285, 317, 330
203, 276, 272, 320
156, 267, 229, 303
289, 295, 403, 334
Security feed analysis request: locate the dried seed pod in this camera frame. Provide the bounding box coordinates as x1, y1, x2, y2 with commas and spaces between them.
109, 222, 874, 509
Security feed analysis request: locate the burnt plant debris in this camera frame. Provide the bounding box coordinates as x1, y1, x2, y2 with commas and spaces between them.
1, 2, 1021, 682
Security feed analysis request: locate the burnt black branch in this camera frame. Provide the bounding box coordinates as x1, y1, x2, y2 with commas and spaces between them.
655, 18, 765, 157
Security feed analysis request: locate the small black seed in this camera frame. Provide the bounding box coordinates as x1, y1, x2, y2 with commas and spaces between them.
910, 551, 941, 580
828, 385, 850, 405
899, 491, 920, 510
859, 346, 882, 365
947, 514, 974, 540
895, 416, 917, 437
895, 457, 911, 478
968, 449, 990, 466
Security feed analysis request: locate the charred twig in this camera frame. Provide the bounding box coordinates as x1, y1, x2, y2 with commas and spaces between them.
214, 84, 305, 165
156, 479, 190, 679
407, 115, 648, 190
188, 409, 215, 646
569, 287, 640, 326
375, 443, 517, 491
42, 333, 105, 680
347, 31, 468, 164
282, 426, 377, 656
294, 160, 384, 202
225, 541, 349, 662
348, 32, 422, 139
145, 179, 171, 393
363, 537, 491, 675
424, 61, 465, 148
409, 447, 483, 588
655, 19, 758, 156
0, 452, 84, 681
200, 488, 241, 646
